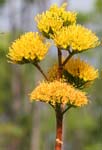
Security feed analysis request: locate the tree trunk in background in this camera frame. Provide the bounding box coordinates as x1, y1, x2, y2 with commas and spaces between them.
37, 0, 48, 12
61, 0, 68, 3
29, 1, 48, 150
20, 0, 34, 31
11, 66, 22, 117
30, 103, 40, 150
60, 0, 68, 5
9, 0, 22, 119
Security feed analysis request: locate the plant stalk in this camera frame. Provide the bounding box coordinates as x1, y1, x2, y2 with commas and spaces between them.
55, 110, 63, 150
34, 63, 48, 81
62, 53, 73, 66
57, 48, 63, 79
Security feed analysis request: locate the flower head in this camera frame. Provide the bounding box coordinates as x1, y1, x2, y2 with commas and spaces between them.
48, 64, 58, 81
35, 3, 77, 38
30, 80, 88, 107
53, 24, 100, 51
64, 57, 98, 87
47, 57, 98, 88
7, 32, 50, 64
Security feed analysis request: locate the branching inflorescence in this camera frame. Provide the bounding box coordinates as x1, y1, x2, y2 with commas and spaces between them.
7, 3, 100, 150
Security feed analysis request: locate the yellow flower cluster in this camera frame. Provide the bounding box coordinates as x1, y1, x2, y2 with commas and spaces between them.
64, 57, 98, 82
30, 80, 88, 107
48, 64, 58, 81
35, 3, 76, 38
47, 57, 98, 88
7, 32, 49, 64
53, 25, 100, 51
7, 3, 100, 111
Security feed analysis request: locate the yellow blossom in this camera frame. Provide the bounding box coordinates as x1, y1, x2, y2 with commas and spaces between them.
35, 3, 77, 38
48, 64, 58, 81
7, 32, 50, 64
53, 24, 100, 51
30, 80, 88, 107
47, 57, 98, 87
64, 57, 98, 86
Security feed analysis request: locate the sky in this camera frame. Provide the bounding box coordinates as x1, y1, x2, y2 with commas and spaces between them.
0, 0, 95, 31
69, 0, 95, 12
50, 0, 95, 12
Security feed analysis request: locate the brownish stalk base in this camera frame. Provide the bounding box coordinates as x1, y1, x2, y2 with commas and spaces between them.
55, 110, 63, 150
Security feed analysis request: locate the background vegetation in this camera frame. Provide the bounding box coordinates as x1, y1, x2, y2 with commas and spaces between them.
0, 0, 102, 150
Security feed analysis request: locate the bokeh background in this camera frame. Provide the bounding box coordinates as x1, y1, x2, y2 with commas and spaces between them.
0, 0, 102, 150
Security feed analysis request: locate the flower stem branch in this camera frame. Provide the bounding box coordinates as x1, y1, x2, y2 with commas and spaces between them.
62, 52, 73, 66
62, 105, 72, 115
58, 48, 62, 66
57, 48, 63, 79
34, 63, 48, 81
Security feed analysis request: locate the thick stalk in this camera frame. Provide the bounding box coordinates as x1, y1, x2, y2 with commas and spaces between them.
55, 110, 63, 150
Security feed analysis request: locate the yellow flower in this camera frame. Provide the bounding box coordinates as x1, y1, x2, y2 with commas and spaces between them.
48, 64, 58, 81
64, 57, 98, 83
53, 24, 100, 51
47, 57, 98, 88
30, 80, 88, 107
35, 3, 77, 38
7, 32, 50, 64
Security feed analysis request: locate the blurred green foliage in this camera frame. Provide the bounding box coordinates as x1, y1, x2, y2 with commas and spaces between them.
0, 0, 102, 150
0, 34, 12, 114
0, 0, 6, 5
25, 0, 35, 3
77, 13, 90, 24
95, 0, 102, 13
84, 143, 102, 150
0, 33, 9, 60
0, 123, 23, 137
